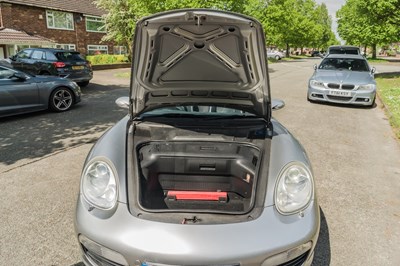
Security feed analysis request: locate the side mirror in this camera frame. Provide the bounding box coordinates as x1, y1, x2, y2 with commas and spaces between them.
11, 72, 28, 81
9, 55, 16, 61
313, 64, 317, 70
116, 97, 130, 109
370, 67, 376, 74
271, 99, 285, 111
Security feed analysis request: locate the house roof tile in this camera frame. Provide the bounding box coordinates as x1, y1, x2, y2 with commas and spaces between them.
1, 0, 105, 16
0, 27, 55, 45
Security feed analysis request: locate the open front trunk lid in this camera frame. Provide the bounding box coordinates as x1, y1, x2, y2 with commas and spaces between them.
131, 9, 271, 119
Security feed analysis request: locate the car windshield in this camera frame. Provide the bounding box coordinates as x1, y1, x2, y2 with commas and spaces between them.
55, 52, 85, 62
141, 105, 256, 118
318, 58, 369, 72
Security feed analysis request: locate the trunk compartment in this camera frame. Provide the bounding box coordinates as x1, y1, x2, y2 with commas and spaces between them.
137, 141, 261, 214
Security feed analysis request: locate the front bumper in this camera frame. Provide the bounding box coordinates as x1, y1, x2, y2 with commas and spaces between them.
75, 198, 320, 266
308, 86, 376, 106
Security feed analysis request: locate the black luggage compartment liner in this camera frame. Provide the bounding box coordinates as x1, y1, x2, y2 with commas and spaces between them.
137, 141, 261, 214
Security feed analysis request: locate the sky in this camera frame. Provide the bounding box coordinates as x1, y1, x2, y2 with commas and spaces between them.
314, 0, 346, 42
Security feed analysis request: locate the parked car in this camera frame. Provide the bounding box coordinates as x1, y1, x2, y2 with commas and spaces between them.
75, 9, 320, 266
307, 54, 376, 106
311, 51, 324, 58
9, 48, 92, 86
0, 65, 81, 118
267, 49, 285, 60
327, 45, 360, 55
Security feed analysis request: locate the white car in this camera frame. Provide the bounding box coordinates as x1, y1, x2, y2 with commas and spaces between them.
267, 50, 285, 60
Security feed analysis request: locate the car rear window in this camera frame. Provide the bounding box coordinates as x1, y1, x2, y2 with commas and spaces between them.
329, 48, 359, 55
55, 52, 85, 62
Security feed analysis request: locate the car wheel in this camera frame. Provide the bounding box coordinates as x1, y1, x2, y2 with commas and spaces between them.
77, 81, 90, 87
49, 87, 74, 112
275, 55, 280, 60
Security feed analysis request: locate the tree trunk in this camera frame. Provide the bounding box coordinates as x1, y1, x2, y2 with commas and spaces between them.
372, 44, 377, 59
286, 43, 290, 57
363, 45, 367, 57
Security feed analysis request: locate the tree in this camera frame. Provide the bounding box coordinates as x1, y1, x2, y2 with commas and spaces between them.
337, 0, 400, 58
254, 0, 336, 56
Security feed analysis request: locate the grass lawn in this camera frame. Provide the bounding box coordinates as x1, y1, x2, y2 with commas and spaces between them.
376, 74, 400, 138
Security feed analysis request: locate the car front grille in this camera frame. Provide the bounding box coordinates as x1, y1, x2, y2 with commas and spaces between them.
327, 95, 352, 101
327, 83, 340, 89
327, 83, 355, 90
277, 251, 310, 266
341, 84, 355, 90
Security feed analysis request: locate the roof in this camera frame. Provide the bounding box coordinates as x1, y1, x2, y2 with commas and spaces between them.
0, 28, 55, 45
328, 45, 360, 49
325, 54, 365, 60
0, 0, 104, 16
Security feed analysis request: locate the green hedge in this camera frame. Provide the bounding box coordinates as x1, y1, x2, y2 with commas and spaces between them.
86, 54, 129, 65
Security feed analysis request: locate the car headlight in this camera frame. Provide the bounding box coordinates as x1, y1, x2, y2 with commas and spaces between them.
275, 162, 313, 215
358, 84, 375, 90
81, 160, 118, 209
310, 80, 325, 89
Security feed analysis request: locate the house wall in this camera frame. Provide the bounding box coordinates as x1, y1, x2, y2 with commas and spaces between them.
0, 3, 113, 55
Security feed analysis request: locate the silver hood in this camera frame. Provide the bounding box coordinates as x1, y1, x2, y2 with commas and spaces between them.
312, 70, 375, 85
130, 9, 271, 119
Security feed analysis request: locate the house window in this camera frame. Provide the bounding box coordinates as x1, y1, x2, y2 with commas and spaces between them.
113, 46, 127, 55
86, 16, 106, 33
55, 44, 76, 51
46, 10, 74, 30
87, 45, 108, 55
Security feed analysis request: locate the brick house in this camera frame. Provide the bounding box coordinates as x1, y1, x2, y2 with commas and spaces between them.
0, 0, 125, 59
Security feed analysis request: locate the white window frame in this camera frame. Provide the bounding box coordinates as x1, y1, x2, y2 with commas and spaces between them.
46, 10, 74, 30
55, 44, 76, 51
85, 15, 106, 33
113, 46, 127, 55
87, 45, 108, 55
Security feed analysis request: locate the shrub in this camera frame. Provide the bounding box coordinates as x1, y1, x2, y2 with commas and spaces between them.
86, 54, 129, 65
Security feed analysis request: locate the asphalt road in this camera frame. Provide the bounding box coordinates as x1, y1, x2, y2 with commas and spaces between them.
1, 60, 400, 265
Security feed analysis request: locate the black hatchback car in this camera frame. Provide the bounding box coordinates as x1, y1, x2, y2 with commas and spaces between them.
9, 48, 93, 86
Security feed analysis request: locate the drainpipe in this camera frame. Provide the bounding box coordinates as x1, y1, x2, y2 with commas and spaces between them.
0, 5, 3, 27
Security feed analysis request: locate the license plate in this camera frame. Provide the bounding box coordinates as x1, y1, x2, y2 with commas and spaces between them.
72, 65, 84, 70
142, 263, 239, 266
328, 90, 351, 97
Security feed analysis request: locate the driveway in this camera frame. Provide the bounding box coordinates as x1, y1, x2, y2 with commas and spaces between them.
1, 61, 400, 265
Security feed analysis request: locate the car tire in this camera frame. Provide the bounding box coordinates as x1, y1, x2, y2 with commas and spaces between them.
49, 87, 74, 112
77, 81, 90, 87
275, 55, 280, 60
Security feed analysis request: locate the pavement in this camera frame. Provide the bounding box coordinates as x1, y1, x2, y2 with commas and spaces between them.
1, 60, 400, 265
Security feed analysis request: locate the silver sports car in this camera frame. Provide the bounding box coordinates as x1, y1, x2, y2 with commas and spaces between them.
75, 9, 320, 266
0, 65, 81, 117
307, 54, 376, 106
